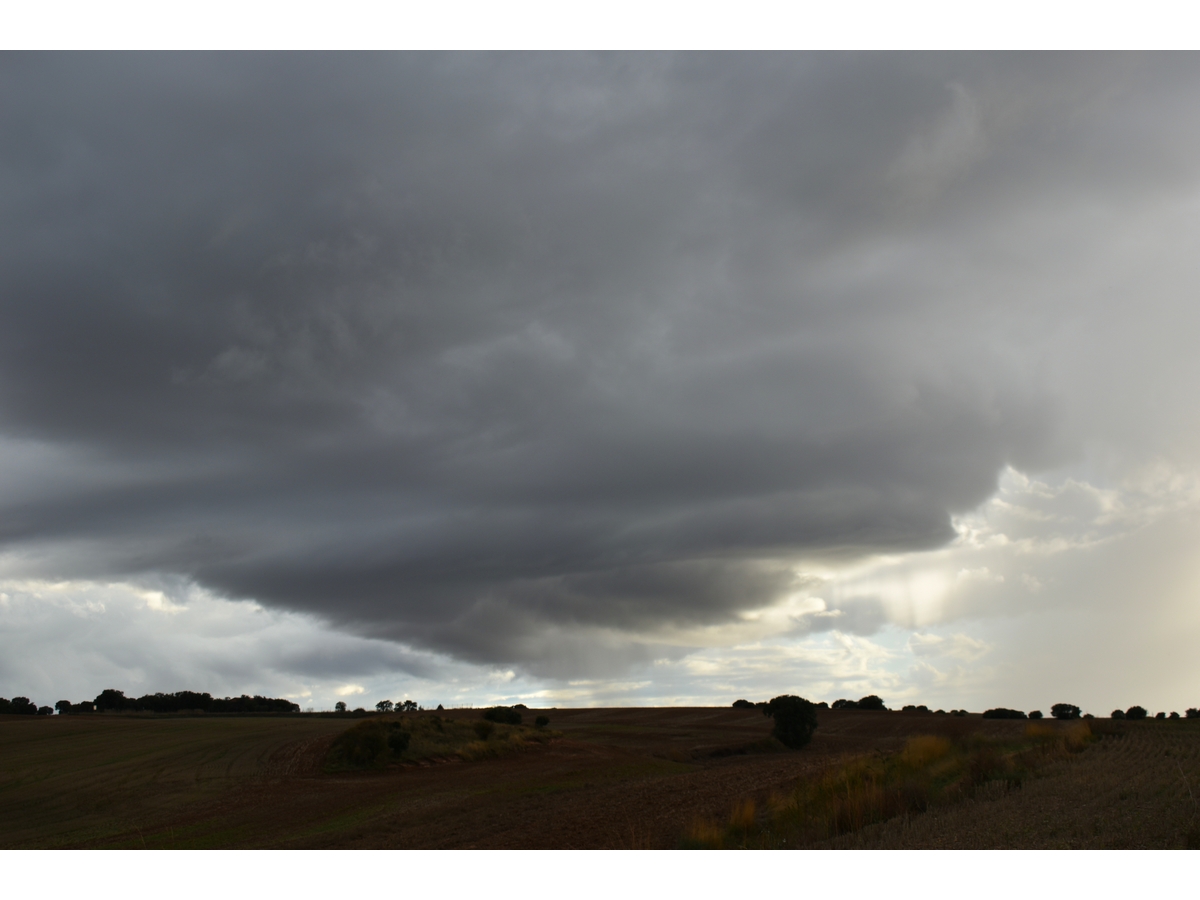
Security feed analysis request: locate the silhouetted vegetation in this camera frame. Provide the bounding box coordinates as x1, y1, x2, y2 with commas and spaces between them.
732, 699, 755, 709
89, 688, 300, 714
982, 708, 1027, 719
535, 715, 550, 728
1187, 708, 1199, 719
857, 695, 886, 711
1028, 710, 1043, 719
901, 705, 929, 712
1155, 712, 1166, 720
1126, 706, 1148, 720
1051, 703, 1081, 720
0, 697, 38, 715
762, 695, 819, 749
334, 701, 347, 713
482, 706, 523, 725
1111, 709, 1126, 719
376, 700, 394, 713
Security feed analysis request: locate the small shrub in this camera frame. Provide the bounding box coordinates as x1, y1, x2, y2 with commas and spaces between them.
1050, 703, 1081, 720
473, 721, 495, 740
982, 708, 1027, 720
387, 725, 411, 754
1126, 706, 1147, 720
482, 706, 522, 725
535, 715, 550, 728
1028, 710, 1043, 719
763, 695, 819, 749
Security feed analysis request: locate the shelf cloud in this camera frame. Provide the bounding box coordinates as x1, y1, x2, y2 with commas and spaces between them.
4, 53, 1200, 700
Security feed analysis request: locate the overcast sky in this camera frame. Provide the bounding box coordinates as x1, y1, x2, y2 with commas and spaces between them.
4, 52, 1200, 713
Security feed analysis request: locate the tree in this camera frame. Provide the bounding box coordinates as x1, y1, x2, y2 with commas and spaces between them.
1111, 709, 1126, 719
400, 700, 418, 712
334, 701, 347, 713
55, 700, 72, 715
10, 697, 37, 715
1028, 710, 1043, 719
1050, 703, 1081, 720
1125, 706, 1147, 720
94, 689, 129, 712
376, 700, 394, 713
831, 699, 857, 709
857, 695, 886, 711
732, 699, 755, 709
762, 695, 819, 749
1155, 711, 1166, 720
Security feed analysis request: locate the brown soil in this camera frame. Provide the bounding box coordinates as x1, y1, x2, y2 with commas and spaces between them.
4, 709, 1194, 848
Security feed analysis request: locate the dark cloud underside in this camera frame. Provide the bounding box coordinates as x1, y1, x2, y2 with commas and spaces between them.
3, 53, 1198, 675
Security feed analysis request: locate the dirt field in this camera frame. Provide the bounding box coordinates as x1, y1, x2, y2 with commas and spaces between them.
1, 708, 1196, 848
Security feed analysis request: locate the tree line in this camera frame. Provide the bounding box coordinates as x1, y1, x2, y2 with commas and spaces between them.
1, 689, 300, 715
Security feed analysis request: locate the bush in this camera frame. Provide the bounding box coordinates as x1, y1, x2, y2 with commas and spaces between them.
482, 707, 522, 725
8, 697, 38, 715
732, 699, 755, 709
473, 721, 495, 741
1126, 706, 1148, 720
762, 695, 819, 749
951, 709, 968, 717
1028, 710, 1043, 719
857, 695, 886, 711
831, 699, 857, 709
901, 704, 929, 712
1170, 711, 1180, 720
535, 715, 550, 728
1155, 711, 1166, 720
1050, 703, 1081, 720
982, 708, 1027, 719
328, 721, 388, 767
386, 725, 411, 754
1186, 708, 1199, 719
1111, 709, 1126, 719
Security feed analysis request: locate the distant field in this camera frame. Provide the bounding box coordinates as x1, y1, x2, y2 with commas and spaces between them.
1, 708, 1196, 848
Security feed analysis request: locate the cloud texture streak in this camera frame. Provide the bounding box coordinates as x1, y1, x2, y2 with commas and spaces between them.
3, 54, 1200, 700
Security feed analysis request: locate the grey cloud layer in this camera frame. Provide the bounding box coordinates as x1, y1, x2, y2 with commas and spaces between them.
2, 53, 1198, 676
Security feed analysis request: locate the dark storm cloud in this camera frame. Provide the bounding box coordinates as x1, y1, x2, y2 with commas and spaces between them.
2, 52, 1196, 676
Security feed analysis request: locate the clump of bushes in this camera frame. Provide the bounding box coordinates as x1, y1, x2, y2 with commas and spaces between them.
982, 708, 1027, 719
326, 719, 412, 769
901, 704, 930, 712
1125, 706, 1148, 720
831, 695, 887, 711
762, 695, 819, 749
482, 706, 522, 725
1186, 708, 1199, 719
732, 699, 756, 709
1028, 710, 1043, 719
1051, 703, 1081, 720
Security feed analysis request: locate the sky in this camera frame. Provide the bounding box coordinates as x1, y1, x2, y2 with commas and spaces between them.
4, 52, 1200, 714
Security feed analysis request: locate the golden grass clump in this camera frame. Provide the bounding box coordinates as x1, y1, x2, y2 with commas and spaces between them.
901, 735, 951, 768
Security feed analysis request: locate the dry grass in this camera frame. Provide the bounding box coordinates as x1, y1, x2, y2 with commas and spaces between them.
683, 720, 1103, 848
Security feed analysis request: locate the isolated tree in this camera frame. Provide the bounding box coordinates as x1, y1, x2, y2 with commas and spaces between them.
1155, 711, 1166, 720
1111, 709, 1126, 719
1187, 708, 1199, 719
376, 700, 394, 713
55, 700, 72, 715
1170, 711, 1180, 720
1125, 706, 1147, 720
762, 695, 819, 749
1050, 703, 1081, 720
334, 701, 347, 713
1028, 710, 1043, 719
857, 695, 886, 711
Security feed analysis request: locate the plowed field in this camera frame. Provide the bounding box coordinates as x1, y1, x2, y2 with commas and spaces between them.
2, 709, 1195, 848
